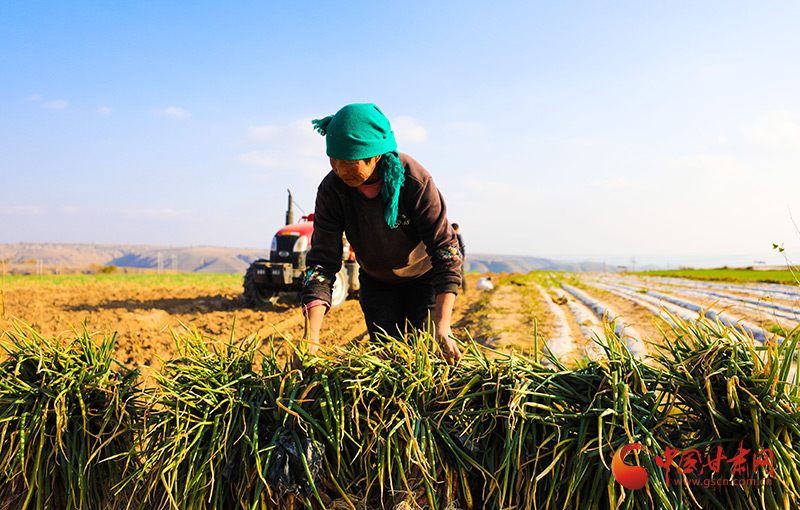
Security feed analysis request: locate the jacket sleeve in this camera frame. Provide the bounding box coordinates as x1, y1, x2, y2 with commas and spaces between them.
301, 178, 345, 307
405, 174, 462, 295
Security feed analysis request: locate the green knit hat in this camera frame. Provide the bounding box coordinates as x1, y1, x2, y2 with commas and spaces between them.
312, 103, 406, 229
311, 103, 397, 160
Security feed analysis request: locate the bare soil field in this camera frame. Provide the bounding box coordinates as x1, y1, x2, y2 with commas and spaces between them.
4, 271, 793, 381
0, 274, 489, 379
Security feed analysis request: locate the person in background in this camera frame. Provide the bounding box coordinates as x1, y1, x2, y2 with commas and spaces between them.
299, 103, 463, 365
452, 223, 467, 292
476, 276, 494, 290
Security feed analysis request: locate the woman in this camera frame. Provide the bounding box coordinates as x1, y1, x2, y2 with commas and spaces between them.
300, 103, 462, 364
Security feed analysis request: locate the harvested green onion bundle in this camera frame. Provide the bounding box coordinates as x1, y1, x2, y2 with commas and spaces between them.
0, 321, 142, 510
303, 330, 498, 509
3, 310, 800, 510
652, 313, 800, 510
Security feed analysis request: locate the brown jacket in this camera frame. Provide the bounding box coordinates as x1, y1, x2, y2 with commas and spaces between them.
301, 153, 462, 307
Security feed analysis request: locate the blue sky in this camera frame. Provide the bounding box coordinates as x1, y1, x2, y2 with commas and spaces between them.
2, 1, 800, 268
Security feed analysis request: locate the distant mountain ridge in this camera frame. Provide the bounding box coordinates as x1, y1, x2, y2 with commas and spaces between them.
0, 243, 269, 274
0, 242, 619, 274
464, 254, 618, 273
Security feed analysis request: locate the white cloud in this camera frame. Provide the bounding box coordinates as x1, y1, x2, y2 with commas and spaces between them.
539, 136, 601, 149
239, 151, 279, 168
26, 94, 68, 110
237, 118, 327, 181
590, 177, 637, 191
461, 177, 531, 195
741, 110, 800, 151
393, 115, 428, 143
43, 100, 68, 110
0, 205, 46, 216
700, 65, 727, 77
245, 125, 280, 141
121, 208, 190, 220
153, 106, 190, 119
97, 106, 112, 115
288, 119, 326, 156
658, 153, 746, 178
248, 172, 274, 184
446, 121, 486, 137
456, 177, 541, 217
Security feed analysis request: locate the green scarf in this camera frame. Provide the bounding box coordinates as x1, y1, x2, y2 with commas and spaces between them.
312, 104, 405, 228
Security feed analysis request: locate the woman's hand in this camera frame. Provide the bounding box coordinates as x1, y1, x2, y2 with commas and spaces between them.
293, 305, 324, 370
291, 342, 319, 370
433, 292, 461, 364
435, 322, 462, 365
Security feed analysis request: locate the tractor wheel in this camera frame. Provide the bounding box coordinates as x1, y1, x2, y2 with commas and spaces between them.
330, 268, 349, 308
243, 261, 279, 308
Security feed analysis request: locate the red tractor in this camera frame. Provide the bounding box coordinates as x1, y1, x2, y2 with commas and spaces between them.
243, 191, 359, 308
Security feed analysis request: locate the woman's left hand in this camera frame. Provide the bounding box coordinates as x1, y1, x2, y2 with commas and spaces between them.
435, 323, 462, 365
432, 292, 461, 364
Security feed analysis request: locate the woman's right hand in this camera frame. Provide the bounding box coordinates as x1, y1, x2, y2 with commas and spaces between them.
294, 305, 325, 370
291, 341, 319, 370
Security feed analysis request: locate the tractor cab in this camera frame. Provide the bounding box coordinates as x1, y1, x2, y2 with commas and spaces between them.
269, 214, 314, 267
243, 193, 358, 308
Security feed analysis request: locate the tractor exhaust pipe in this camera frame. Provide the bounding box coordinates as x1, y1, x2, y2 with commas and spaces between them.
285, 189, 294, 226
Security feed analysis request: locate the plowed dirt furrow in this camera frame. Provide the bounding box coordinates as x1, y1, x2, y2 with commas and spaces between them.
1, 274, 489, 374
570, 283, 667, 344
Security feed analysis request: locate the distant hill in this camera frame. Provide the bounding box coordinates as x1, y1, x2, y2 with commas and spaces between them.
0, 243, 268, 274
0, 243, 619, 274
465, 254, 619, 273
